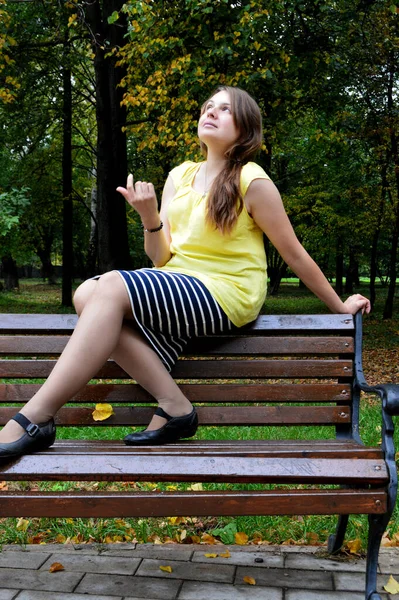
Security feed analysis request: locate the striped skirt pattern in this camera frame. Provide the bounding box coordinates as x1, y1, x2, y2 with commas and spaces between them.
116, 268, 232, 371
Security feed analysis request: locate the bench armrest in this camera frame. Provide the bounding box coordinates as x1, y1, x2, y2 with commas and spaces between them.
374, 384, 399, 416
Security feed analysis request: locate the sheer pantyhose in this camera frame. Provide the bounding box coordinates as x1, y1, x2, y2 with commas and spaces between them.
0, 272, 192, 444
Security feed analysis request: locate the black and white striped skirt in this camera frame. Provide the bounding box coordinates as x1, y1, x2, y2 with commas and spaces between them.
115, 269, 232, 371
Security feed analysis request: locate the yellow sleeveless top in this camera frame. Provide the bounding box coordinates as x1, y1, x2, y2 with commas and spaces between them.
159, 161, 270, 327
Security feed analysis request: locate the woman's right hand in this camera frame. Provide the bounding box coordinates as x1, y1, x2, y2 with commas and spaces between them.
117, 174, 159, 226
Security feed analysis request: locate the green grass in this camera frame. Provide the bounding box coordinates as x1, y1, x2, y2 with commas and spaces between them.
0, 278, 398, 550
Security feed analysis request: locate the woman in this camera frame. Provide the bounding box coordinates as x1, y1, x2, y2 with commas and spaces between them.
0, 86, 370, 460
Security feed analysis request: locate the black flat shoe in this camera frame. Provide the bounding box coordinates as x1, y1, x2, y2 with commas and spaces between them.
124, 407, 198, 446
0, 413, 56, 462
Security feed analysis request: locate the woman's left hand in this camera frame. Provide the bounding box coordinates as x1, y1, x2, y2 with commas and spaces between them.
342, 294, 371, 315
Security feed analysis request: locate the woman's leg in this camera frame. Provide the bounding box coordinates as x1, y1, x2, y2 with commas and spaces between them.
73, 279, 193, 431
0, 272, 137, 442
0, 274, 193, 443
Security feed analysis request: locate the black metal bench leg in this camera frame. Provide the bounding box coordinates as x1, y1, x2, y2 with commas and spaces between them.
365, 513, 390, 600
327, 514, 349, 554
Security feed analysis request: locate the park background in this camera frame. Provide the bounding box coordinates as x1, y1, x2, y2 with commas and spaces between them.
0, 0, 398, 551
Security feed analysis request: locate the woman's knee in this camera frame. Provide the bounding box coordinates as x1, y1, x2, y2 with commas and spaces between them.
86, 271, 131, 314
73, 279, 98, 315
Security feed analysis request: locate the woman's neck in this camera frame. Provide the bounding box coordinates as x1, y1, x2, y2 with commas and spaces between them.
204, 150, 226, 179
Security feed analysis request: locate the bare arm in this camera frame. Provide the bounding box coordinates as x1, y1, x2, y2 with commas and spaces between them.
117, 174, 174, 267
245, 178, 370, 315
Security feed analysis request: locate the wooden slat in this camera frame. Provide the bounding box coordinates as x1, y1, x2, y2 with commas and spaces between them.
0, 335, 354, 356
0, 489, 386, 518
0, 359, 353, 379
0, 453, 388, 484
0, 405, 351, 427
0, 313, 354, 333
186, 336, 354, 355
36, 439, 384, 459
0, 383, 352, 403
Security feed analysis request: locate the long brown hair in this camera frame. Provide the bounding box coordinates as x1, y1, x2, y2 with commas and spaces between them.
200, 86, 263, 234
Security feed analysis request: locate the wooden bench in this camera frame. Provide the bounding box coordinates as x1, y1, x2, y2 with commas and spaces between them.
0, 311, 398, 600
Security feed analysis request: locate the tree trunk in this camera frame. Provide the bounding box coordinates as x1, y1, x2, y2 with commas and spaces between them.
86, 185, 98, 277
85, 0, 130, 273
62, 36, 73, 306
344, 248, 358, 294
1, 255, 19, 290
383, 59, 399, 319
335, 243, 344, 297
370, 165, 387, 308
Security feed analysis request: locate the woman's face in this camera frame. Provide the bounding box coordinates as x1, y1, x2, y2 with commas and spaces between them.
198, 90, 239, 151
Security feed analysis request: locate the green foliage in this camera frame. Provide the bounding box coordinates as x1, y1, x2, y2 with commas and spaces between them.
0, 187, 33, 263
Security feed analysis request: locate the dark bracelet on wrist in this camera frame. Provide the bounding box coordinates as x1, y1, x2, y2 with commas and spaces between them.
142, 221, 163, 233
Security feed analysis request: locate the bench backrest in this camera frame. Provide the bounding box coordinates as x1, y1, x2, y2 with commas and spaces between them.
0, 313, 361, 441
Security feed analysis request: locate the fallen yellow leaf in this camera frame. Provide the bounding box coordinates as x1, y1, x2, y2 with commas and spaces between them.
49, 562, 65, 573
16, 518, 29, 532
92, 403, 114, 421
201, 533, 217, 544
243, 576, 256, 585
204, 553, 218, 558
159, 565, 173, 573
235, 532, 248, 545
187, 483, 203, 491
346, 538, 362, 555
220, 550, 231, 558
384, 575, 399, 594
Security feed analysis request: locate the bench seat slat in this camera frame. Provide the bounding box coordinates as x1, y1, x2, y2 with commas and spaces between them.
0, 383, 352, 403
0, 336, 354, 355
0, 489, 385, 518
0, 313, 355, 333
0, 359, 353, 379
0, 405, 351, 426
0, 453, 388, 484
28, 439, 384, 459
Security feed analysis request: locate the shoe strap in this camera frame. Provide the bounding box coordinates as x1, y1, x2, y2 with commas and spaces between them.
11, 413, 40, 437
154, 407, 172, 421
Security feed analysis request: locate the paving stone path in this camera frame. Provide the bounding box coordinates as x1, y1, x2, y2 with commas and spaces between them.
0, 543, 397, 599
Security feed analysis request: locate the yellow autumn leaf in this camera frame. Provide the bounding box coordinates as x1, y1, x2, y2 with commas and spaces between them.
384, 575, 399, 594
188, 483, 203, 491
159, 565, 173, 573
55, 534, 67, 544
220, 550, 231, 558
243, 576, 256, 585
235, 532, 249, 545
49, 562, 65, 573
201, 533, 217, 544
16, 518, 29, 532
346, 538, 362, 555
204, 553, 218, 558
92, 403, 114, 421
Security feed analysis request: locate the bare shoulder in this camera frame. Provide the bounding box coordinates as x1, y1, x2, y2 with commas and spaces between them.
244, 177, 282, 213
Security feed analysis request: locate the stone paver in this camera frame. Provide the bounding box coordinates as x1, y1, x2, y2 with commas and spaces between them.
17, 592, 123, 600
0, 590, 18, 600
285, 591, 375, 600
235, 565, 334, 590
40, 553, 141, 575
101, 546, 194, 561
285, 551, 367, 573
75, 572, 181, 599
0, 568, 83, 593
0, 551, 50, 570
334, 570, 394, 594
192, 549, 283, 568
179, 581, 282, 600
378, 548, 399, 574
136, 557, 234, 583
